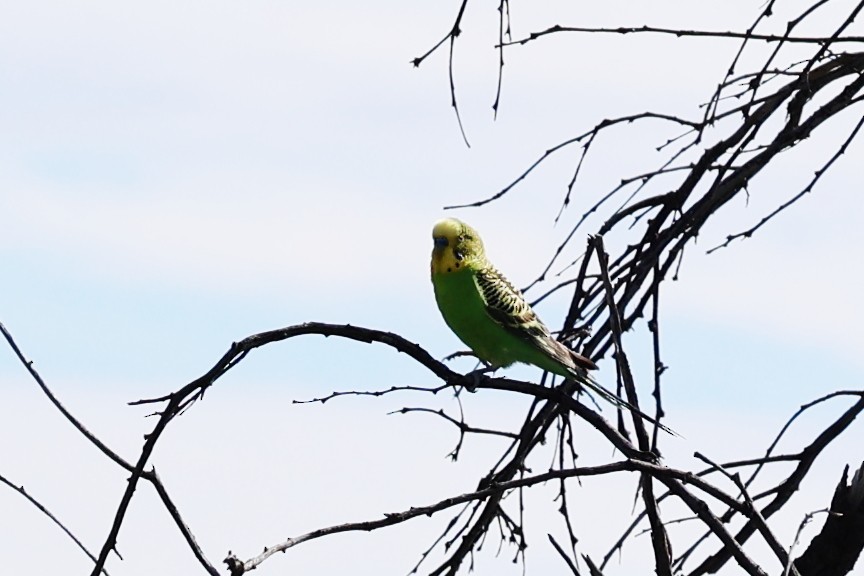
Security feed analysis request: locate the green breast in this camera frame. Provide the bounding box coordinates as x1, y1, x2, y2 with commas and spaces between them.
433, 268, 574, 378
433, 268, 523, 368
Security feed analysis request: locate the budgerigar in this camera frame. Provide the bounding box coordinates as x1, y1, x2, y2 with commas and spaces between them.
431, 217, 671, 433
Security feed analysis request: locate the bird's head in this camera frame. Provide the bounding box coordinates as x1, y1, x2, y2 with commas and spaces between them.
431, 218, 485, 275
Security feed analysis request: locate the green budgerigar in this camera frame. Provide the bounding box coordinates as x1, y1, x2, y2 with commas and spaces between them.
431, 217, 671, 433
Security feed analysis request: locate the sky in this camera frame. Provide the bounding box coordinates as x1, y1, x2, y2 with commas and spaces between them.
2, 1, 864, 575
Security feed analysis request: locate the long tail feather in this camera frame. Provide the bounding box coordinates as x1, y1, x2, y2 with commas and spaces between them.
572, 370, 680, 438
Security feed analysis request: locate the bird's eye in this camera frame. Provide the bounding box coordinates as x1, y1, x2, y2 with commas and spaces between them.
454, 250, 463, 261
434, 236, 449, 248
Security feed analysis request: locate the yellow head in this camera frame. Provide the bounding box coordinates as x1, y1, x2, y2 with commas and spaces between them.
431, 218, 486, 275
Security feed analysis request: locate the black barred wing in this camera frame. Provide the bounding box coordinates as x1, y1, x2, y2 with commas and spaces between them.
475, 267, 549, 337
475, 266, 597, 372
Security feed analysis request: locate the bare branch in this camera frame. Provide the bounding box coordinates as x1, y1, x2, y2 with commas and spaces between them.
1, 321, 132, 471
503, 24, 864, 49
224, 458, 745, 575
1, 321, 220, 576
390, 406, 520, 440
793, 461, 864, 575
0, 471, 109, 575
693, 452, 797, 575
412, 0, 471, 147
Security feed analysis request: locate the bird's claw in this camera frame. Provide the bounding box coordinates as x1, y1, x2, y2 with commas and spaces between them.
463, 365, 496, 392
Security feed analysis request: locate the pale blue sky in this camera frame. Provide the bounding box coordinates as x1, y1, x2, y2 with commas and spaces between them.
2, 1, 863, 575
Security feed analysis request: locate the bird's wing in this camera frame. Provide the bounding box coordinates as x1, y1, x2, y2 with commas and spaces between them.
474, 267, 596, 371
475, 266, 677, 437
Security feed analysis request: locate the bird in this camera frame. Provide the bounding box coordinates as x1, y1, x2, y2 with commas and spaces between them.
430, 217, 673, 434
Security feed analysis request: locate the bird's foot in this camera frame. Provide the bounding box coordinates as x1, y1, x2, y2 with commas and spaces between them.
463, 365, 497, 392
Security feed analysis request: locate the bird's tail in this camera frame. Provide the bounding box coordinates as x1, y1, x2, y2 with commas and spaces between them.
572, 369, 679, 438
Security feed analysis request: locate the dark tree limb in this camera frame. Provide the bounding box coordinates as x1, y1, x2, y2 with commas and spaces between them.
502, 25, 864, 48
591, 234, 672, 576
0, 471, 110, 575
688, 395, 864, 576
1, 321, 220, 576
411, 0, 471, 146
794, 462, 864, 576
223, 458, 747, 576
